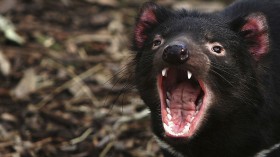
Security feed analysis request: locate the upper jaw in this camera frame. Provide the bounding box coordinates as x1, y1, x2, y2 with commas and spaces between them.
157, 67, 211, 139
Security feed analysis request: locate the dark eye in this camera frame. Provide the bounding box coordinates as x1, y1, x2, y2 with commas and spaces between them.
212, 46, 223, 54
153, 40, 162, 47
206, 42, 225, 56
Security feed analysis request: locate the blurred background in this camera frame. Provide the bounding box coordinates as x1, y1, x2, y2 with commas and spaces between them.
0, 0, 233, 157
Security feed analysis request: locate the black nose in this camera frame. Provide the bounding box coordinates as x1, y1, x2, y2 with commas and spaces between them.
162, 44, 189, 65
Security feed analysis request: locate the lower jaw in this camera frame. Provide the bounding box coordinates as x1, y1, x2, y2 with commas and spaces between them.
161, 104, 205, 138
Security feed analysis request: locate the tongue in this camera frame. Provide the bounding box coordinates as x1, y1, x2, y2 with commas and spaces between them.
168, 81, 201, 131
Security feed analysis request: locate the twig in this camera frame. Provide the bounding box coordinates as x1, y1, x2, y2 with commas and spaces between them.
70, 128, 93, 145
40, 111, 79, 127
99, 141, 114, 157
113, 109, 150, 130
33, 137, 53, 148
96, 134, 115, 148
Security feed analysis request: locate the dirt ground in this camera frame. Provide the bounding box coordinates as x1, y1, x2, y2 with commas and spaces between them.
0, 0, 231, 157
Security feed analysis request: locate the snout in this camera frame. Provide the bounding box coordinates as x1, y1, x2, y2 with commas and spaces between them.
162, 44, 189, 65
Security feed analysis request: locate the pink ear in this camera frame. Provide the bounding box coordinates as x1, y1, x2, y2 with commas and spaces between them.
134, 3, 159, 49
241, 13, 269, 61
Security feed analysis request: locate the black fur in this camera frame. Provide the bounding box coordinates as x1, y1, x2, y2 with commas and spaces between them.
130, 0, 280, 156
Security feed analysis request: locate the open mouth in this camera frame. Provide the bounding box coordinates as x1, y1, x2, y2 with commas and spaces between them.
157, 68, 208, 138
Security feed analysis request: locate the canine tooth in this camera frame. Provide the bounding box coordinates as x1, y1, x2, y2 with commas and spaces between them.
187, 71, 192, 79
197, 98, 203, 106
196, 104, 202, 111
166, 99, 170, 107
162, 68, 168, 77
166, 92, 171, 99
167, 114, 172, 120
166, 108, 171, 114
196, 102, 202, 111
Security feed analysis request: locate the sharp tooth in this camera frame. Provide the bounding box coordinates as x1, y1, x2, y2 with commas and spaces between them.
197, 98, 203, 106
169, 121, 175, 127
162, 68, 168, 77
166, 92, 171, 99
190, 116, 195, 122
184, 123, 190, 132
166, 108, 171, 114
166, 99, 170, 108
163, 123, 169, 131
187, 71, 192, 79
167, 114, 172, 120
163, 123, 172, 133
196, 103, 202, 111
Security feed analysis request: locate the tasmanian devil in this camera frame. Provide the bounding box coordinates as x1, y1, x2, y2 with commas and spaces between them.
129, 0, 280, 156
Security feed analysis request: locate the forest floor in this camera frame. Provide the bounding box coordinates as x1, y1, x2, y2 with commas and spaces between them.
0, 0, 229, 157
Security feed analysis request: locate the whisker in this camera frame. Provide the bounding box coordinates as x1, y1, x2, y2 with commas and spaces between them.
105, 54, 154, 114
208, 62, 258, 90
209, 68, 258, 106
210, 69, 235, 87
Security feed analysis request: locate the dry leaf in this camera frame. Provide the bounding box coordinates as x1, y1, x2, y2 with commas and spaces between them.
0, 14, 25, 44
11, 68, 37, 99
0, 50, 11, 76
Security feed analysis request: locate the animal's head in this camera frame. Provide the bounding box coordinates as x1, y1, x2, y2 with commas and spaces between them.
132, 2, 269, 155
